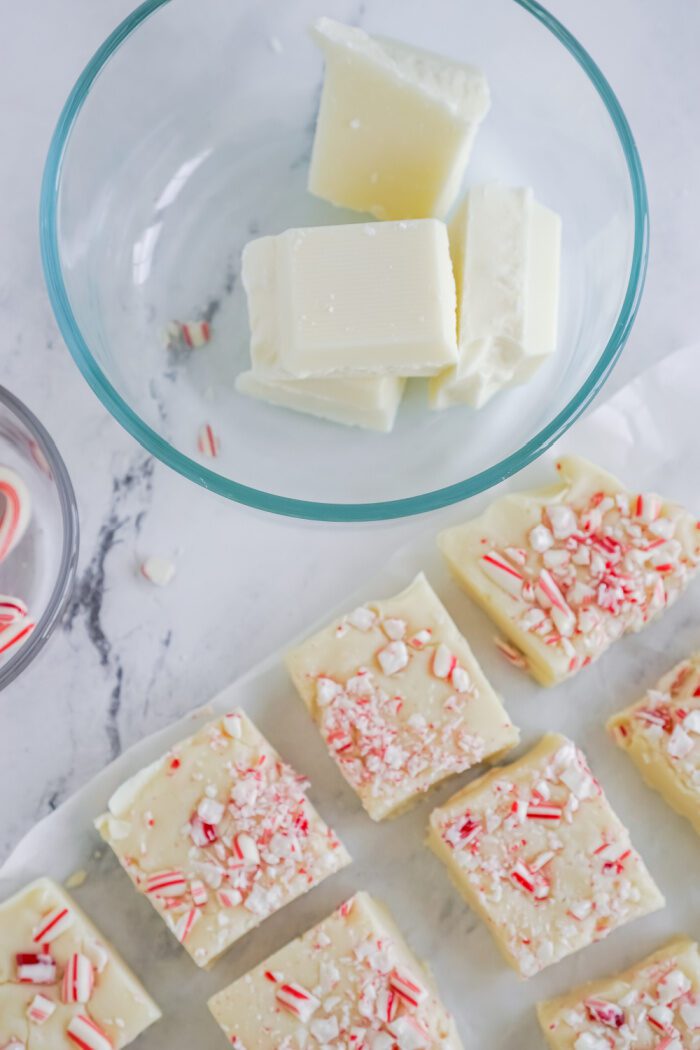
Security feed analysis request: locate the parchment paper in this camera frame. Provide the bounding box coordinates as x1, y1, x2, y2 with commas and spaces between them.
3, 346, 700, 1049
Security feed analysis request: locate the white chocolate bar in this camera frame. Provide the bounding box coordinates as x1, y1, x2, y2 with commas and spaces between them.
428, 733, 664, 978
429, 185, 561, 409
208, 891, 463, 1049
241, 220, 458, 379
439, 456, 700, 686
286, 572, 519, 821
308, 18, 489, 221
0, 877, 160, 1048
235, 371, 405, 432
96, 711, 350, 969
537, 937, 700, 1048
608, 652, 700, 837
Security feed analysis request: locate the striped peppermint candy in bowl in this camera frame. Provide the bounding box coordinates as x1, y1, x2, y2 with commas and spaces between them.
0, 387, 78, 689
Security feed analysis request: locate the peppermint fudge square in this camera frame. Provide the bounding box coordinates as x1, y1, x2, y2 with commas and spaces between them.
439, 455, 700, 686
608, 651, 700, 837
538, 936, 700, 1048
286, 572, 519, 821
0, 877, 160, 1048
96, 710, 350, 969
209, 891, 463, 1049
428, 733, 664, 978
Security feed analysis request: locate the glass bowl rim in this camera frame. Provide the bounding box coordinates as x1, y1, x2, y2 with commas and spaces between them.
39, 0, 649, 523
0, 386, 80, 691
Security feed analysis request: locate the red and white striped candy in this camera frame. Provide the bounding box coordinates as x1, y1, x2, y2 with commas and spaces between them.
33, 906, 73, 944
232, 832, 259, 866
584, 998, 625, 1029
480, 551, 524, 598
389, 968, 427, 1008
0, 594, 28, 627
494, 637, 527, 669
197, 797, 225, 826
16, 952, 56, 983
0, 615, 35, 657
61, 953, 94, 1004
217, 888, 243, 908
376, 986, 399, 1023
451, 664, 471, 693
190, 879, 209, 907
432, 643, 456, 680
0, 466, 31, 563
190, 814, 218, 847
26, 993, 56, 1024
172, 907, 200, 944
535, 569, 570, 615
66, 1014, 112, 1050
275, 982, 320, 1022
197, 423, 220, 458
634, 493, 661, 523
180, 321, 211, 348
526, 804, 562, 823
408, 628, 432, 649
145, 870, 187, 898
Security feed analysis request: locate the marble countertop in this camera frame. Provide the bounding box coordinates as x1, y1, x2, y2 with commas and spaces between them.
1, 0, 699, 864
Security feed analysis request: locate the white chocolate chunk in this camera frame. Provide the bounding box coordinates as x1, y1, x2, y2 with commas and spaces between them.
429, 185, 561, 409
428, 733, 664, 978
286, 572, 519, 821
236, 370, 405, 432
608, 652, 700, 838
96, 712, 350, 968
208, 892, 462, 1048
538, 937, 700, 1048
439, 455, 700, 686
0, 878, 160, 1048
308, 17, 489, 220
241, 221, 457, 379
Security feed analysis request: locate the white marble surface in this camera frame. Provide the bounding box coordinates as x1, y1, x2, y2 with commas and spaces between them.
0, 0, 699, 866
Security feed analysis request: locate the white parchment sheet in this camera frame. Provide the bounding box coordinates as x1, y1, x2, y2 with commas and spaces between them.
3, 346, 700, 1048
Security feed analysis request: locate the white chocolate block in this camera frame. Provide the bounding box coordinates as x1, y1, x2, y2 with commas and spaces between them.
236, 370, 405, 432
428, 733, 664, 978
608, 652, 700, 837
430, 185, 561, 409
0, 877, 160, 1048
96, 711, 350, 969
286, 572, 519, 821
439, 455, 700, 687
308, 18, 489, 220
208, 891, 463, 1049
241, 221, 458, 379
537, 937, 700, 1048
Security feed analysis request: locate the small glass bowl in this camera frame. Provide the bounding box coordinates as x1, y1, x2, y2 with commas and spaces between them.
0, 387, 79, 690
41, 0, 648, 521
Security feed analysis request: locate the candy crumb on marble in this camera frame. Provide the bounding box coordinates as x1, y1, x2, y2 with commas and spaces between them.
286, 571, 519, 821
165, 320, 211, 349
537, 936, 700, 1048
439, 455, 700, 686
95, 710, 350, 968
196, 423, 221, 457
608, 651, 700, 837
428, 732, 664, 978
0, 876, 160, 1047
208, 891, 463, 1048
139, 556, 176, 587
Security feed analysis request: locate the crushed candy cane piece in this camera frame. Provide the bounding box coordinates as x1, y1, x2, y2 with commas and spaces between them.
140, 556, 176, 587
276, 981, 320, 1022
197, 423, 220, 457
26, 993, 55, 1024
33, 906, 73, 944
16, 952, 56, 984
61, 952, 95, 1004
66, 1014, 112, 1050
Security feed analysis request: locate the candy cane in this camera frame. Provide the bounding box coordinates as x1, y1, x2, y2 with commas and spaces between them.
66, 1014, 112, 1050
16, 952, 56, 983
276, 982, 320, 1022
197, 423, 220, 458
27, 994, 56, 1024
0, 615, 35, 657
0, 594, 28, 626
480, 551, 525, 598
61, 953, 94, 1004
389, 968, 427, 1008
0, 466, 31, 563
33, 906, 73, 944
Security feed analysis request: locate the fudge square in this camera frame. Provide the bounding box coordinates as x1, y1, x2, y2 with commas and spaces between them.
439, 455, 700, 687
608, 651, 700, 837
427, 732, 664, 978
537, 937, 700, 1048
286, 572, 519, 821
208, 891, 463, 1049
0, 876, 160, 1048
96, 710, 350, 969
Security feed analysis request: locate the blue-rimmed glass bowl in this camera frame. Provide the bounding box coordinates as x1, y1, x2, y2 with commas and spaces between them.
40, 0, 647, 522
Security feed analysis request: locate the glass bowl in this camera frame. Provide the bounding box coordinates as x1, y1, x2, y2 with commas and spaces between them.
0, 388, 79, 690
40, 0, 647, 522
